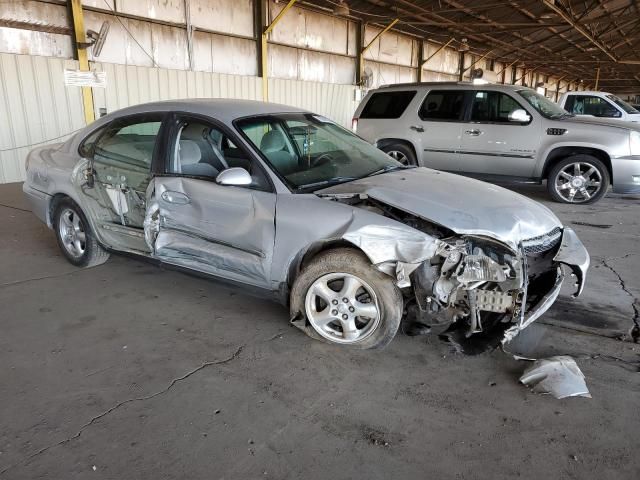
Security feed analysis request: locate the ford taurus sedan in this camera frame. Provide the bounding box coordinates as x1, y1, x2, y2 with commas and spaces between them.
23, 99, 589, 349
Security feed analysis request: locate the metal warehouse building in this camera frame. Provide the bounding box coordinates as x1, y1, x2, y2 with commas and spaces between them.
2, 0, 638, 184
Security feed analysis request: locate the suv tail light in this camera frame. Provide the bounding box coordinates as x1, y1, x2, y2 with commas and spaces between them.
351, 117, 358, 133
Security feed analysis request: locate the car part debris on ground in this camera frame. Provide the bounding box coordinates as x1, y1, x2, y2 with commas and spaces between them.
519, 356, 591, 399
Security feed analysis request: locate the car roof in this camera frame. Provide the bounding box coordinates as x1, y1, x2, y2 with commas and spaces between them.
375, 81, 533, 92
98, 98, 309, 124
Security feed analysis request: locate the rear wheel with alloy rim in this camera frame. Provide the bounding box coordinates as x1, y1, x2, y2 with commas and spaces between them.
380, 143, 417, 166
53, 198, 110, 267
547, 155, 609, 204
290, 248, 403, 349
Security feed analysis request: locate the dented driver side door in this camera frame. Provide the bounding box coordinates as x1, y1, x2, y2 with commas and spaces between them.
144, 115, 276, 289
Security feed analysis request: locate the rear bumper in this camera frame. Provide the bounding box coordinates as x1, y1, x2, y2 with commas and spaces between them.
611, 156, 640, 194
22, 183, 51, 226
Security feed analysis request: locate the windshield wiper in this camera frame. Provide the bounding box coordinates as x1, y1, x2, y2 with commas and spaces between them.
366, 164, 415, 177
296, 176, 358, 191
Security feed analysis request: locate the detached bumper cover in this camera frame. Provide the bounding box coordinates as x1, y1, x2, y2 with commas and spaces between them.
503, 227, 589, 344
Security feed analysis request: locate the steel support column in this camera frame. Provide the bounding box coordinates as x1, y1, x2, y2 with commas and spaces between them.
261, 0, 298, 101
69, 0, 94, 124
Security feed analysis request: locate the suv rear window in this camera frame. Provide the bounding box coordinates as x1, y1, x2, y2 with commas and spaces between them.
360, 91, 416, 119
419, 90, 465, 121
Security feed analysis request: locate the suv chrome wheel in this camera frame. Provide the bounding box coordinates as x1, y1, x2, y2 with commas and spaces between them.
386, 150, 408, 165
58, 207, 86, 258
304, 272, 380, 344
554, 161, 603, 203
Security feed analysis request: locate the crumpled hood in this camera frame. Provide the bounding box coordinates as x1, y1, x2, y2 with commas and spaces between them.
316, 168, 562, 250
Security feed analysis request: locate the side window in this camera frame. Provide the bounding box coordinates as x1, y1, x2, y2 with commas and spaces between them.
93, 116, 163, 170
419, 90, 465, 121
576, 96, 620, 117
564, 95, 575, 113
167, 118, 270, 191
360, 91, 417, 119
470, 91, 527, 123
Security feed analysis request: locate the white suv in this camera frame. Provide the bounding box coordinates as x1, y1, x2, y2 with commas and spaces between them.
353, 82, 640, 204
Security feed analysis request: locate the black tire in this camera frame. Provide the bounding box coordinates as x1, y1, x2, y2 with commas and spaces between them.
379, 143, 417, 166
53, 198, 110, 267
290, 248, 403, 349
547, 154, 610, 204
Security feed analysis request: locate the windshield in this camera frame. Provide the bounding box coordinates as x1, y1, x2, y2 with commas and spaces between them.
605, 94, 639, 114
236, 113, 407, 191
517, 89, 571, 119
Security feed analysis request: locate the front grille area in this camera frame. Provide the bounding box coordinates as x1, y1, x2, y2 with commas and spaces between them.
522, 227, 562, 255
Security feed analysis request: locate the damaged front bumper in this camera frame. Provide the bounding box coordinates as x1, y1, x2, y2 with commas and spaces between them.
405, 226, 589, 344
503, 227, 590, 343
552, 227, 589, 297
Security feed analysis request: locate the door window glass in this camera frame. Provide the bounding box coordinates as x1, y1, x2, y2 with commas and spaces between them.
470, 91, 526, 123
360, 91, 417, 119
167, 118, 270, 190
93, 116, 163, 170
419, 91, 465, 120
567, 95, 621, 117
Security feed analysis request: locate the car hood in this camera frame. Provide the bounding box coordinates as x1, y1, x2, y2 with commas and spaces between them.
316, 168, 562, 250
560, 115, 640, 131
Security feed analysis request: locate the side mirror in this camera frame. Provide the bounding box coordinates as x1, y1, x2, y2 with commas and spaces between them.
508, 109, 532, 123
596, 108, 621, 118
216, 167, 252, 186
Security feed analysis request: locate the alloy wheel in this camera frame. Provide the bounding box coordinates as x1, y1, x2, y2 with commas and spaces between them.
386, 150, 409, 165
58, 207, 87, 259
304, 273, 380, 344
554, 161, 603, 203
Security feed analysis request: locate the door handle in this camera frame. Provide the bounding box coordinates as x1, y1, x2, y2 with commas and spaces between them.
410, 125, 424, 132
161, 190, 190, 205
465, 129, 482, 136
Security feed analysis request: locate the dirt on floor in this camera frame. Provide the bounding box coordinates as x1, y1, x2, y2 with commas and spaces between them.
0, 182, 638, 480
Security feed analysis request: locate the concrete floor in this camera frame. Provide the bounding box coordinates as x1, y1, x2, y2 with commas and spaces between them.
0, 181, 638, 479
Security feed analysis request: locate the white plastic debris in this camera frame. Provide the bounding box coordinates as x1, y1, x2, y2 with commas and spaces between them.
519, 356, 591, 399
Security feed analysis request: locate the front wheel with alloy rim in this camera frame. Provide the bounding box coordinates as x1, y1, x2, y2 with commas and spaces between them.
53, 198, 110, 267
547, 154, 610, 204
290, 248, 403, 349
380, 143, 417, 166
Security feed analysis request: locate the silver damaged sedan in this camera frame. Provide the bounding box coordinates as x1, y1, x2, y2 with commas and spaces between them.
23, 99, 590, 349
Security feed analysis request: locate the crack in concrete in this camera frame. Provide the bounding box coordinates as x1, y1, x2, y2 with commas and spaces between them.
601, 258, 640, 343
0, 202, 30, 213
0, 269, 80, 288
0, 345, 244, 477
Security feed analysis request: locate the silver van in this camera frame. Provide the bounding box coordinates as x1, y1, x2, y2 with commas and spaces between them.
353, 82, 640, 204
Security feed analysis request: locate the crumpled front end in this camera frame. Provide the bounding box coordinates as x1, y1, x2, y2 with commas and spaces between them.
408, 227, 589, 344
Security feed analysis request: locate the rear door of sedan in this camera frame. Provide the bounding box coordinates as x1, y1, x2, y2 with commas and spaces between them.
146, 113, 276, 289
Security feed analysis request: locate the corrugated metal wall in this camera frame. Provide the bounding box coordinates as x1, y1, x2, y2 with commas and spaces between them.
0, 53, 357, 183
0, 53, 85, 184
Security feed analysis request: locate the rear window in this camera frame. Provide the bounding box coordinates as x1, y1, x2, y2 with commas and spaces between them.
360, 91, 416, 119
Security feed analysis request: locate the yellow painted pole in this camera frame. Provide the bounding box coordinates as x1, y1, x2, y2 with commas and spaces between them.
262, 0, 298, 101
359, 18, 399, 86
594, 66, 600, 90
70, 0, 95, 124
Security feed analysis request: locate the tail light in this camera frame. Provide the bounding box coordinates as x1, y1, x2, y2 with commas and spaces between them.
351, 117, 358, 133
